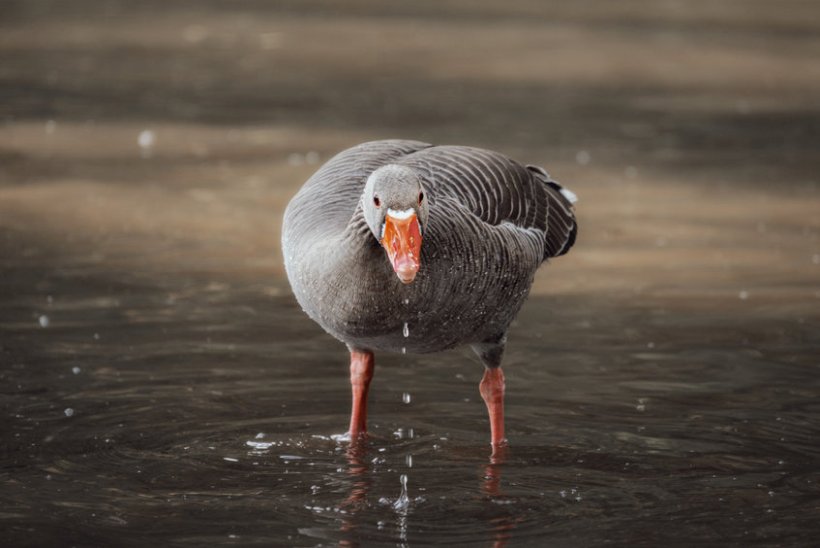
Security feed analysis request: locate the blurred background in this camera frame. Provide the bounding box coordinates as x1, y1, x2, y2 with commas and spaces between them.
2, 1, 819, 545
3, 0, 818, 295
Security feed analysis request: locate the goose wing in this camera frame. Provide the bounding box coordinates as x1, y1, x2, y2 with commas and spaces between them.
400, 146, 577, 261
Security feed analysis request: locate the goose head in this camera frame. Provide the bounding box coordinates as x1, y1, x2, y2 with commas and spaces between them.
362, 165, 429, 284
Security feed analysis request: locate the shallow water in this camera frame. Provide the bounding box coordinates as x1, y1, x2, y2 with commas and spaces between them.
3, 0, 820, 545
3, 265, 819, 546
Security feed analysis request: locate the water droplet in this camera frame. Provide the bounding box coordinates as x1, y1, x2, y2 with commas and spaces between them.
402, 392, 411, 404
93, 333, 100, 340
403, 322, 409, 338
64, 408, 74, 417
575, 150, 591, 165
739, 290, 749, 300
246, 440, 274, 450
401, 347, 406, 354
71, 366, 81, 375
393, 474, 410, 511
38, 315, 49, 328
406, 454, 413, 467
403, 298, 409, 305
45, 120, 56, 134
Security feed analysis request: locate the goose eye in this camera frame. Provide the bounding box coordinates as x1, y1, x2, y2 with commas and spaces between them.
418, 191, 424, 204
373, 196, 381, 207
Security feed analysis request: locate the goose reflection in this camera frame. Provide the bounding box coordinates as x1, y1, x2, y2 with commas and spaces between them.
338, 442, 371, 546
482, 447, 518, 548
336, 442, 520, 546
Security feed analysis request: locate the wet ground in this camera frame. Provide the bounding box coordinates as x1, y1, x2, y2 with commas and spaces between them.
2, 1, 820, 546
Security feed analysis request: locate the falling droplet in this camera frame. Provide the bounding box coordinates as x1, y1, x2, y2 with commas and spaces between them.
402, 392, 411, 404
401, 347, 406, 354
38, 315, 49, 328
393, 474, 410, 511
64, 408, 74, 417
71, 366, 81, 375
403, 322, 409, 338
406, 454, 413, 467
403, 298, 409, 305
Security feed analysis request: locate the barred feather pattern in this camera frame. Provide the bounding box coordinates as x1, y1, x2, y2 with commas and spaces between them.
282, 140, 577, 354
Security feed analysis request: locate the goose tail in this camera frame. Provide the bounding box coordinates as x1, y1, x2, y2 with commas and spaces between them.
526, 165, 578, 258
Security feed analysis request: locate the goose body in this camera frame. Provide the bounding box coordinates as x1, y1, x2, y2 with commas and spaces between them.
282, 139, 577, 451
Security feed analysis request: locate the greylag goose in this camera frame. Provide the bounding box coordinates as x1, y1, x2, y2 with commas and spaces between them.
282, 140, 577, 453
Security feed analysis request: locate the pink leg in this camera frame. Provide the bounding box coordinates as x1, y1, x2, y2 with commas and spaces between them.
480, 367, 508, 452
348, 349, 374, 439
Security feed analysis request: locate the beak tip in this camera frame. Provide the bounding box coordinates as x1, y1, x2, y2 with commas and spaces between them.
395, 266, 418, 284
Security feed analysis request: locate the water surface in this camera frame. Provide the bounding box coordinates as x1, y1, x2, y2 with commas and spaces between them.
3, 265, 819, 545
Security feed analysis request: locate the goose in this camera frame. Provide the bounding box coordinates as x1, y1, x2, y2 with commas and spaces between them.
282, 140, 577, 454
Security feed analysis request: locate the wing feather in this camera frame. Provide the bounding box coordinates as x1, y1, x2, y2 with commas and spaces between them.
399, 146, 577, 261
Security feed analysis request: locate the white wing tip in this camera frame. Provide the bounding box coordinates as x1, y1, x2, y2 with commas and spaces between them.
559, 188, 578, 204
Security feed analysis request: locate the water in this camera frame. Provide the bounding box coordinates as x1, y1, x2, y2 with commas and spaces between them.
2, 268, 818, 545
2, 0, 820, 545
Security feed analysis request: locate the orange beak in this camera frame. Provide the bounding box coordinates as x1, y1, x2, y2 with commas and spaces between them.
381, 212, 422, 284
